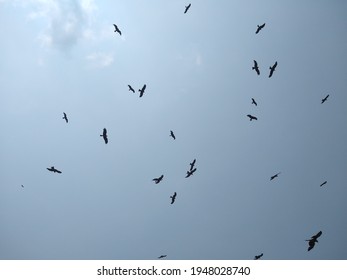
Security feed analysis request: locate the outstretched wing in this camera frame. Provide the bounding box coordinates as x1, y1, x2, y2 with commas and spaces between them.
312, 231, 322, 239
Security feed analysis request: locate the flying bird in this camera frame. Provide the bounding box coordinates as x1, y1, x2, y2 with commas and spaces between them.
255, 23, 265, 34
62, 112, 68, 123
306, 231, 322, 251
270, 172, 281, 181
100, 128, 108, 144
153, 175, 164, 184
185, 168, 197, 178
247, 114, 258, 121
321, 94, 329, 104
128, 85, 135, 93
252, 60, 260, 75
158, 255, 167, 259
189, 159, 196, 171
47, 166, 62, 174
251, 98, 258, 106
170, 130, 176, 140
21, 185, 24, 188
139, 84, 146, 97
254, 253, 263, 260
320, 181, 327, 187
170, 192, 177, 204
269, 61, 278, 78
184, 3, 191, 14
113, 24, 121, 35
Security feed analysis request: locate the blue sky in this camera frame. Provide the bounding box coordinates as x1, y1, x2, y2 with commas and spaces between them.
1, 0, 347, 260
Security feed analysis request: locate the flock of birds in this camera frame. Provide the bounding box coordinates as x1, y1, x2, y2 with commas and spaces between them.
21, 3, 332, 260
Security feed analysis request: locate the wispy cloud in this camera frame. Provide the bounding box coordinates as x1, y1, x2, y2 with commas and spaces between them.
86, 52, 114, 68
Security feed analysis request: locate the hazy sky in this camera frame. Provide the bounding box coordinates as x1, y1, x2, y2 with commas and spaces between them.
1, 0, 347, 260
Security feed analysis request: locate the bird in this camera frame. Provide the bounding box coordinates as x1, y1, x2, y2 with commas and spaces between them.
184, 3, 191, 14
252, 60, 260, 75
255, 23, 265, 34
270, 172, 281, 181
170, 130, 176, 140
254, 253, 263, 260
113, 24, 121, 35
185, 168, 197, 178
247, 114, 258, 121
47, 166, 62, 174
139, 84, 146, 97
251, 98, 258, 106
189, 159, 196, 171
128, 85, 135, 93
62, 112, 68, 123
21, 185, 24, 188
269, 61, 278, 78
100, 128, 108, 144
320, 181, 327, 187
170, 192, 177, 204
321, 94, 329, 104
306, 231, 322, 251
158, 255, 167, 259
153, 175, 164, 184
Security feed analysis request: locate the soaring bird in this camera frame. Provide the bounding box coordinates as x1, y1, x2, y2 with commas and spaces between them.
100, 128, 108, 144
247, 114, 258, 121
170, 192, 177, 204
185, 168, 197, 178
47, 166, 62, 174
252, 60, 260, 75
170, 130, 176, 140
62, 112, 68, 123
184, 3, 191, 14
254, 253, 263, 260
158, 255, 167, 259
128, 85, 135, 93
320, 181, 327, 187
269, 61, 278, 78
321, 94, 329, 104
251, 98, 258, 106
113, 24, 121, 35
153, 175, 164, 184
270, 172, 281, 181
255, 23, 265, 34
139, 84, 146, 98
189, 159, 196, 171
21, 185, 24, 188
306, 231, 322, 251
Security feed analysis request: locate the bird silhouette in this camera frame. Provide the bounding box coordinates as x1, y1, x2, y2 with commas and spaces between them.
269, 61, 278, 78
153, 175, 164, 184
139, 84, 146, 97
252, 60, 260, 75
306, 231, 322, 251
251, 98, 258, 106
62, 112, 68, 123
128, 85, 135, 93
189, 159, 196, 171
47, 166, 62, 174
254, 253, 263, 260
270, 172, 281, 181
113, 24, 121, 35
184, 3, 191, 14
21, 185, 24, 188
320, 181, 327, 187
170, 130, 176, 140
321, 94, 329, 104
158, 255, 167, 259
247, 114, 258, 121
170, 192, 177, 204
100, 128, 108, 144
255, 23, 265, 34
185, 168, 197, 178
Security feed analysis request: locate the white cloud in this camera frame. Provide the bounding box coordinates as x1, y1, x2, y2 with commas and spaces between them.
86, 52, 114, 68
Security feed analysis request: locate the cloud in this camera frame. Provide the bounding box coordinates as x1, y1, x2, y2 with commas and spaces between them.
25, 0, 97, 51
86, 52, 114, 68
